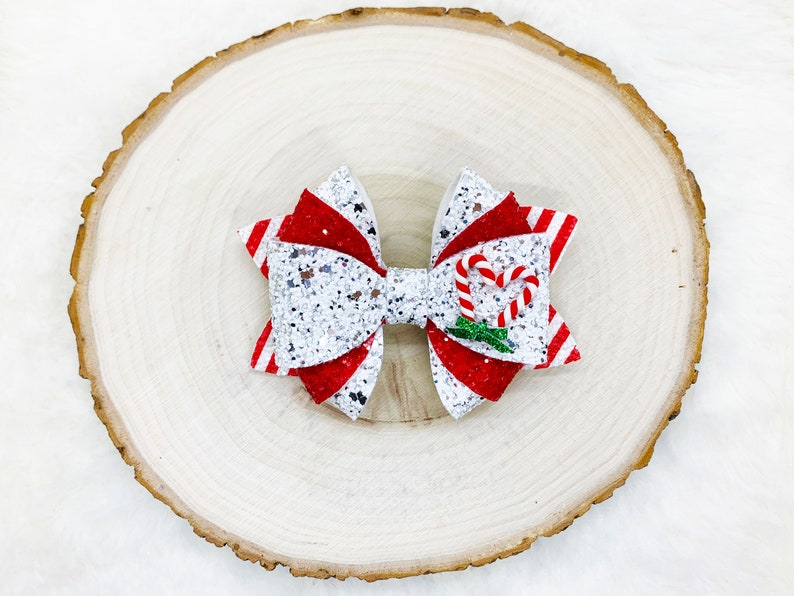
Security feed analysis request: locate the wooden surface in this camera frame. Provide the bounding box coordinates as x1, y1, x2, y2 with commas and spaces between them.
69, 7, 708, 580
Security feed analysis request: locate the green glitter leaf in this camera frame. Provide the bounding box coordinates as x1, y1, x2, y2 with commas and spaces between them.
444, 316, 515, 354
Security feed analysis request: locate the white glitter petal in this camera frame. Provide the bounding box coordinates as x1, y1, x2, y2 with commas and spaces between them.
325, 328, 384, 420
267, 241, 386, 368
428, 340, 485, 419
428, 233, 551, 366
314, 164, 384, 268
430, 168, 508, 267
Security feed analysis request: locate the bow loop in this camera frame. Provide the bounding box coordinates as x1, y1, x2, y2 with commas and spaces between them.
267, 241, 386, 369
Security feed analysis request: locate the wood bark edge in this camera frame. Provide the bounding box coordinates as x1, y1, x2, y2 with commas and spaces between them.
68, 6, 709, 581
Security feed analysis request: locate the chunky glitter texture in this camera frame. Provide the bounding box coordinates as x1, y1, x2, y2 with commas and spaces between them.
326, 328, 384, 420
384, 268, 428, 327
430, 168, 507, 266
267, 241, 386, 368
428, 341, 485, 419
315, 165, 385, 270
428, 234, 551, 366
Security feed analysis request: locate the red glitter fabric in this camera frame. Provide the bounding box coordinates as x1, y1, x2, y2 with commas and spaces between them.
278, 189, 386, 276
296, 333, 376, 403
434, 192, 532, 267
426, 321, 523, 401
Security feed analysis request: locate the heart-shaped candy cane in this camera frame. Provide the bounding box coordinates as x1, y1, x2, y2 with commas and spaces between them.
455, 254, 540, 327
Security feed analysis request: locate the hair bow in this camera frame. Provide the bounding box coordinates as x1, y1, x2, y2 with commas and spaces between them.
238, 166, 579, 419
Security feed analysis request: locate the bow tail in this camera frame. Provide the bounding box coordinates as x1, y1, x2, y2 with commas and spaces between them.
426, 321, 523, 417
428, 342, 485, 419
519, 206, 578, 274
296, 329, 384, 420
528, 304, 581, 369
250, 319, 297, 376
237, 216, 290, 279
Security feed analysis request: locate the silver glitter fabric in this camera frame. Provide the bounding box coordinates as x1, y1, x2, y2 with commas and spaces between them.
315, 164, 385, 270
428, 340, 486, 419
430, 168, 508, 267
427, 234, 551, 366
325, 328, 384, 420
267, 240, 386, 369
384, 268, 428, 327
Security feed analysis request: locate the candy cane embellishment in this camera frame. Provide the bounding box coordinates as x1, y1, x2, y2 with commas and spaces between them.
455, 254, 496, 320
455, 254, 540, 327
494, 265, 540, 327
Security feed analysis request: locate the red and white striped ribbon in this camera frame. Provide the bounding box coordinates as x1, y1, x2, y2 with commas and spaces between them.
455, 254, 540, 328
237, 215, 288, 279
250, 319, 297, 376
521, 206, 578, 274
529, 304, 580, 369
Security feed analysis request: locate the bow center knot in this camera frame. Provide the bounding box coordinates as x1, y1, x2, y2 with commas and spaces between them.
384, 268, 429, 327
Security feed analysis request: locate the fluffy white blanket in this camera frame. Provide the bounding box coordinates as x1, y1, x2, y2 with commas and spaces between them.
0, 0, 790, 593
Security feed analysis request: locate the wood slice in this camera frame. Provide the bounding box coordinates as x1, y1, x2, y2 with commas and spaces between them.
69, 7, 708, 580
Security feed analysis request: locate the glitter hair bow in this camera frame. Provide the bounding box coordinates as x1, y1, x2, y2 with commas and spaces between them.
238, 166, 580, 420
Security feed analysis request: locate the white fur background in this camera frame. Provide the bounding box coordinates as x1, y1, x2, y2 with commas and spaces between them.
1, 0, 791, 593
